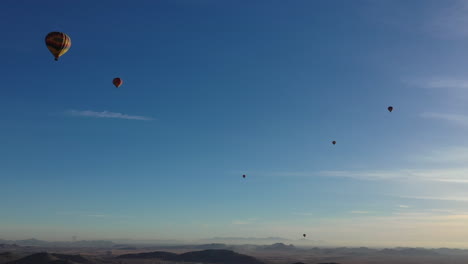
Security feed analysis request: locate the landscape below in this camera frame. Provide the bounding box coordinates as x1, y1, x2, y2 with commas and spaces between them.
2, 239, 468, 264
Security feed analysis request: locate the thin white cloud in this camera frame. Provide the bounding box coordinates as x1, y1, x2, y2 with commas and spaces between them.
258, 166, 468, 183
67, 110, 153, 121
321, 168, 468, 183
397, 195, 468, 202
319, 170, 406, 181
405, 77, 468, 89
421, 112, 468, 127
425, 78, 468, 89
428, 209, 460, 214
398, 205, 410, 208
412, 146, 468, 164
86, 214, 109, 218
421, 78, 468, 89
350, 211, 370, 214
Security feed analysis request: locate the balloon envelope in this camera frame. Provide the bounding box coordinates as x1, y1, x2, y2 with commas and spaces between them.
45, 32, 71, 61
113, 78, 123, 88
332, 141, 336, 145
388, 106, 393, 112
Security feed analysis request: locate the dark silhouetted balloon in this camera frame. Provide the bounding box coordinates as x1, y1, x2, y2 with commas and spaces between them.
243, 174, 246, 179
303, 234, 306, 238
388, 106, 393, 112
113, 78, 123, 88
332, 141, 336, 145
45, 32, 71, 61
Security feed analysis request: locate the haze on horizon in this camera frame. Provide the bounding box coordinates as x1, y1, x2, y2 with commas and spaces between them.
2, 0, 468, 249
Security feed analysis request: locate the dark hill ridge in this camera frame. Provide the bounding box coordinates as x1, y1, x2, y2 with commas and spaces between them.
291, 263, 341, 264
0, 252, 22, 264
5, 252, 95, 264
118, 251, 178, 260
118, 249, 264, 264
180, 249, 263, 264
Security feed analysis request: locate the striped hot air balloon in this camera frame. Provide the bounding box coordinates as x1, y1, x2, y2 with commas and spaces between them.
113, 78, 123, 88
45, 32, 71, 61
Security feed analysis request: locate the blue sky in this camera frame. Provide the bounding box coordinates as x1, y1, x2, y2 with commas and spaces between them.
2, 0, 468, 247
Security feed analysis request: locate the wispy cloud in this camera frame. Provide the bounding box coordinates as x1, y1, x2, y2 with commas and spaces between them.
421, 112, 468, 127
398, 205, 410, 208
321, 168, 468, 183
256, 165, 468, 183
405, 77, 468, 89
66, 110, 153, 121
86, 214, 110, 218
350, 211, 370, 214
319, 170, 405, 181
412, 146, 468, 164
397, 195, 468, 202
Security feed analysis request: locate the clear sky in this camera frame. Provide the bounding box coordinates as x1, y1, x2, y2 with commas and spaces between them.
2, 0, 468, 248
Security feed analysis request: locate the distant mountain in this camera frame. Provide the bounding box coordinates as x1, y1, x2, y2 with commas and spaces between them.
0, 245, 20, 249
198, 237, 292, 245
0, 239, 114, 248
118, 249, 265, 264
110, 238, 183, 246
5, 252, 95, 264
192, 243, 230, 250
380, 247, 439, 256
259, 243, 297, 251
112, 246, 137, 250
434, 248, 468, 255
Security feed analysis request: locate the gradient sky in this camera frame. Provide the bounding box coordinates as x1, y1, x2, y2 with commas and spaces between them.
2, 0, 468, 248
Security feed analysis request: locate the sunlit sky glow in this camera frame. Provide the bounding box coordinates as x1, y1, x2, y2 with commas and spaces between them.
2, 0, 468, 248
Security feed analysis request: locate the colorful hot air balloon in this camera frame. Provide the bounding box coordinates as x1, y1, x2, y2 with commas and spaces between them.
113, 78, 123, 88
332, 141, 336, 145
45, 32, 71, 61
388, 106, 393, 112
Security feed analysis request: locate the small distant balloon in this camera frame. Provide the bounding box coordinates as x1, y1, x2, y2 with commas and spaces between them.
242, 174, 246, 179
303, 234, 306, 238
332, 141, 336, 145
113, 78, 123, 88
45, 32, 71, 61
388, 106, 393, 112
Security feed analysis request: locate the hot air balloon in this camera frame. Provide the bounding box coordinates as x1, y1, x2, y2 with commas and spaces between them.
242, 174, 246, 179
113, 78, 123, 88
303, 234, 306, 238
45, 32, 71, 61
332, 141, 336, 145
388, 106, 393, 112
